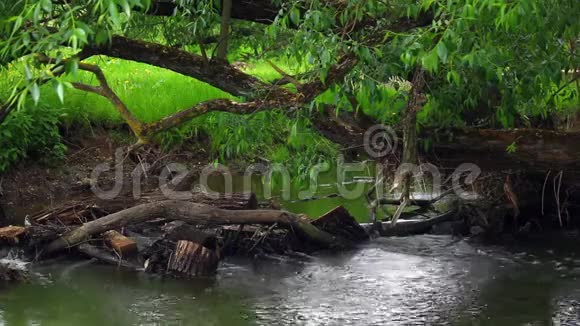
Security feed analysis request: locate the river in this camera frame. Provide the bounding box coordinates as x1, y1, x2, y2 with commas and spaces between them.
2, 234, 580, 325
2, 168, 580, 325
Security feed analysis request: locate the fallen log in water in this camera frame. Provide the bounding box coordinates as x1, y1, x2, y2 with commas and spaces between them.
43, 200, 339, 254
360, 209, 458, 236
77, 243, 143, 270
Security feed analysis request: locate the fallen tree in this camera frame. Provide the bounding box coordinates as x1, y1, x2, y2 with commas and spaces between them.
312, 107, 580, 178
42, 200, 339, 254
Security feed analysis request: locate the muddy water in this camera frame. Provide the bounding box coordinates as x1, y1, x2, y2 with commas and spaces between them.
2, 235, 580, 325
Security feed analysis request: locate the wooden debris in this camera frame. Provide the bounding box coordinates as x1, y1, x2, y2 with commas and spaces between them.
162, 221, 218, 249
77, 244, 142, 270
190, 192, 258, 210
44, 201, 338, 254
312, 206, 369, 243
103, 230, 138, 257
101, 191, 259, 212
0, 226, 27, 245
167, 240, 219, 277
32, 204, 108, 226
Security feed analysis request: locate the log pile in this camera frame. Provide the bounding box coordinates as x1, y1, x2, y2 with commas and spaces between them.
0, 192, 381, 279
0, 186, 476, 280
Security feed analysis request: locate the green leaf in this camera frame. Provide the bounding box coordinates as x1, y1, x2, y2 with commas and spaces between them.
421, 48, 439, 72
65, 59, 79, 76
446, 70, 460, 86
12, 16, 23, 36
74, 28, 87, 44
23, 64, 33, 81
109, 2, 120, 26
120, 0, 131, 17
290, 7, 300, 25
95, 29, 109, 45
53, 80, 64, 104
436, 41, 448, 63
30, 82, 40, 105
41, 0, 53, 12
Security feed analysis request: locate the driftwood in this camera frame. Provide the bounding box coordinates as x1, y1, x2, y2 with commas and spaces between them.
361, 209, 458, 236
32, 205, 108, 226
312, 206, 369, 244
162, 221, 218, 249
43, 200, 338, 254
103, 230, 138, 257
77, 244, 142, 270
377, 190, 456, 208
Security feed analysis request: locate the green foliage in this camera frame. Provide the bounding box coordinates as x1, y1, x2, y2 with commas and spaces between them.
506, 141, 517, 154
0, 105, 66, 172
0, 0, 579, 176
0, 54, 336, 177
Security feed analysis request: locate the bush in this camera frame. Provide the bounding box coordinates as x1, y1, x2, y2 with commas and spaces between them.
0, 106, 66, 173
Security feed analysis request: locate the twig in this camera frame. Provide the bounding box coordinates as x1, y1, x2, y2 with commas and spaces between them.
553, 171, 564, 227
541, 170, 551, 216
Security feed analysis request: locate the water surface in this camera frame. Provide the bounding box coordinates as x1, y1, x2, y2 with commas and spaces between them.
2, 235, 580, 325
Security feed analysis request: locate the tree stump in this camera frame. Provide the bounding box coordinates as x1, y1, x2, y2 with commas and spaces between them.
312, 206, 369, 243
167, 240, 219, 277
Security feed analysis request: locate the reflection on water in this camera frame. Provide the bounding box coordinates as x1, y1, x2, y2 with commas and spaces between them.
205, 164, 381, 222
2, 235, 580, 325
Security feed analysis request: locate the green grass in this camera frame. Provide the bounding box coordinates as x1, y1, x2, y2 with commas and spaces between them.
0, 55, 339, 175
49, 56, 234, 124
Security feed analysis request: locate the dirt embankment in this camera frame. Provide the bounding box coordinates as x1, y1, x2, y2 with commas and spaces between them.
0, 129, 210, 225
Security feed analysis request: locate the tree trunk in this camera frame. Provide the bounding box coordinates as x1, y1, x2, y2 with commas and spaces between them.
391, 68, 426, 225
424, 128, 580, 174
216, 0, 233, 60
311, 107, 580, 177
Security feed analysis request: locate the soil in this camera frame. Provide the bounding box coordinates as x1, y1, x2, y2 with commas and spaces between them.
0, 128, 210, 225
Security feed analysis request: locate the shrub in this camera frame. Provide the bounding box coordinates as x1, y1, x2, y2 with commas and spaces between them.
0, 106, 66, 173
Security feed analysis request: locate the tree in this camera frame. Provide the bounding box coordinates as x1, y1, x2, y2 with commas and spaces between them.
0, 0, 578, 166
